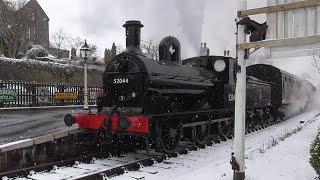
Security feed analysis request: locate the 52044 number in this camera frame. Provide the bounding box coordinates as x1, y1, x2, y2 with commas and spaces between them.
113, 78, 129, 84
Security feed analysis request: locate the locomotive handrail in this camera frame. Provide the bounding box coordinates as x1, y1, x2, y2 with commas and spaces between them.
105, 72, 146, 75
182, 117, 230, 128
247, 76, 273, 85
149, 108, 232, 119
150, 72, 212, 82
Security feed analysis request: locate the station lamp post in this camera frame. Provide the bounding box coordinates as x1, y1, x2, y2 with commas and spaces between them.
80, 40, 92, 110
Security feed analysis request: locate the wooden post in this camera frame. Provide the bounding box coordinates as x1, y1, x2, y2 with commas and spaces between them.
234, 0, 247, 180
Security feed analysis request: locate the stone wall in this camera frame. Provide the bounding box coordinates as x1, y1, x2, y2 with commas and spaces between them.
0, 60, 103, 85
49, 47, 70, 59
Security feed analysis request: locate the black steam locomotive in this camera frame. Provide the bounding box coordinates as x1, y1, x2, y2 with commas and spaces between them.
65, 20, 315, 151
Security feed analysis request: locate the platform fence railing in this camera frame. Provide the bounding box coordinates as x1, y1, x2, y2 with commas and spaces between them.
0, 80, 102, 108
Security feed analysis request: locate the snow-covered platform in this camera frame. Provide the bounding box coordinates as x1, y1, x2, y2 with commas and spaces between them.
111, 110, 320, 180
0, 107, 89, 145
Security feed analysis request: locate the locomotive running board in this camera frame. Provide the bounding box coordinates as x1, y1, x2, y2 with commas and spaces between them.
182, 117, 230, 128
150, 109, 231, 118
149, 109, 232, 122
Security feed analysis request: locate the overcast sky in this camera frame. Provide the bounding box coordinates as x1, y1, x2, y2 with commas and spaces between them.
36, 0, 320, 85
37, 0, 265, 57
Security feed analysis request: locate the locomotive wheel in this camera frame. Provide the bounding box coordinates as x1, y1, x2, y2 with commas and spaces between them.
192, 124, 209, 145
158, 120, 181, 151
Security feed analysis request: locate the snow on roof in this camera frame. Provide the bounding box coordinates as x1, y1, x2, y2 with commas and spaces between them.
305, 78, 320, 87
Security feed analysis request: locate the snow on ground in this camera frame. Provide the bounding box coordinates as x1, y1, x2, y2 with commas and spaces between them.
112, 110, 320, 180
4, 110, 318, 180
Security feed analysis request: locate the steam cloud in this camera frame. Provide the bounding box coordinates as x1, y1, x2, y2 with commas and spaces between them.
77, 0, 241, 58
281, 80, 317, 117
173, 0, 206, 56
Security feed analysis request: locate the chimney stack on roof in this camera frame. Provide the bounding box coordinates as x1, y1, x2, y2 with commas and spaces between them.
199, 42, 210, 56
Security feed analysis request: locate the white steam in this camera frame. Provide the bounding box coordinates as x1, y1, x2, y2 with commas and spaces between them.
280, 80, 316, 117
173, 0, 206, 56
77, 0, 242, 58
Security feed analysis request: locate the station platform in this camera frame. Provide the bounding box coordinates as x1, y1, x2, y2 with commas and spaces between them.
0, 106, 96, 145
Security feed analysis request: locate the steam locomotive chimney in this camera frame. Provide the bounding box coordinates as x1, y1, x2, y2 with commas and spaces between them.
123, 20, 144, 51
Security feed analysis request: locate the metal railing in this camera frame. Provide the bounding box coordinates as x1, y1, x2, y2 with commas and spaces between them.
0, 80, 102, 108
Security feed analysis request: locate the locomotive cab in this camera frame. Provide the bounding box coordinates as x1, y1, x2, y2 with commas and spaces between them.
182, 56, 237, 85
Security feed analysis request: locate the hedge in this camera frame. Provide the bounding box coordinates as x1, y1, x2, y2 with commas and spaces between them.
310, 133, 320, 177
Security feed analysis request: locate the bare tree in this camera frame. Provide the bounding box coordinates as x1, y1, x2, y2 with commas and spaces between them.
57, 33, 99, 61
67, 36, 84, 50
89, 44, 98, 56
67, 36, 84, 60
141, 38, 159, 60
51, 29, 69, 58
0, 0, 28, 58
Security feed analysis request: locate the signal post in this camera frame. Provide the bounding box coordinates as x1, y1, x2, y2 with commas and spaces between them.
233, 0, 247, 179
233, 0, 320, 179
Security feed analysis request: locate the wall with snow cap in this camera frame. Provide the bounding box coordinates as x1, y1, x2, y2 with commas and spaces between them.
0, 58, 103, 85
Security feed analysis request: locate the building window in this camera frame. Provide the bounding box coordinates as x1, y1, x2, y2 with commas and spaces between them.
31, 12, 35, 21
27, 27, 31, 39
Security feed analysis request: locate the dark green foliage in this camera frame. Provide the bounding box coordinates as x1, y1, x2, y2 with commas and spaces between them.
104, 48, 112, 64
104, 42, 117, 65
310, 133, 320, 177
111, 42, 117, 57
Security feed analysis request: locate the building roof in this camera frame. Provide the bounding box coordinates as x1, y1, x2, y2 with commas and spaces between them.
23, 0, 49, 20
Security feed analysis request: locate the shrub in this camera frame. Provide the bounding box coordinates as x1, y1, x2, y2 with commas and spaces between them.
310, 133, 320, 177
26, 45, 48, 59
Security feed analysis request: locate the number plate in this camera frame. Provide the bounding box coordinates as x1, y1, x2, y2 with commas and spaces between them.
113, 78, 129, 84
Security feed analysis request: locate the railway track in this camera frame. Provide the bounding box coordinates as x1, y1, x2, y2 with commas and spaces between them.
0, 115, 292, 180
3, 144, 202, 180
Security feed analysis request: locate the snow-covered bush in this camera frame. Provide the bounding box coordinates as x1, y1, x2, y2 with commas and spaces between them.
26, 45, 48, 59
310, 133, 320, 177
